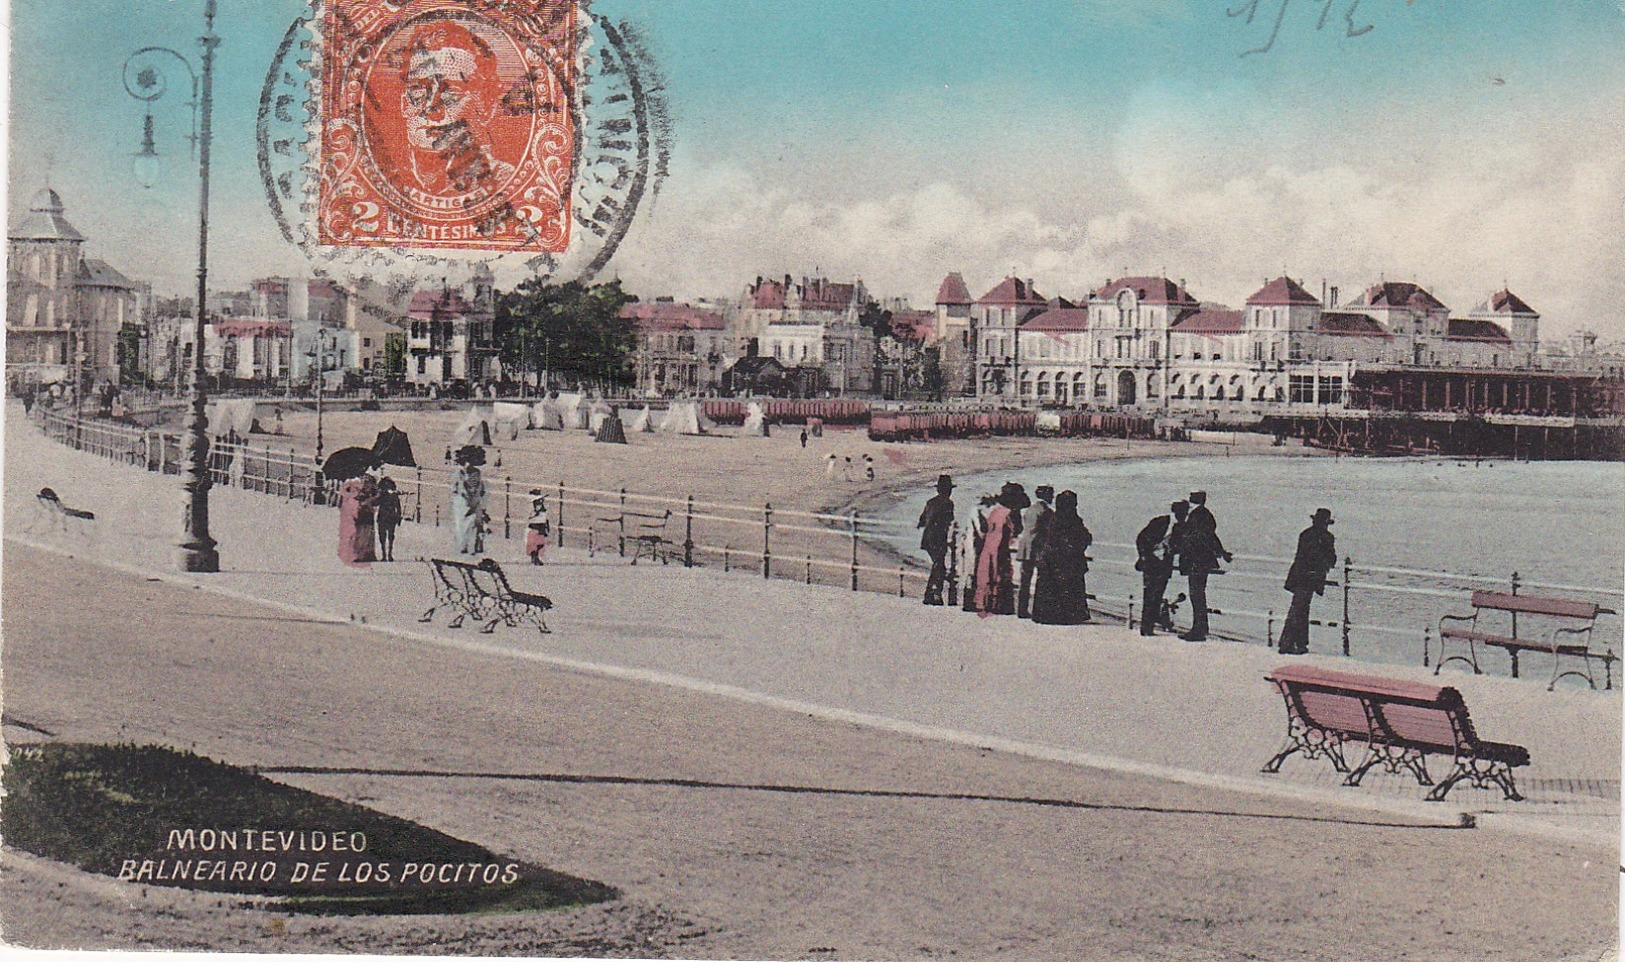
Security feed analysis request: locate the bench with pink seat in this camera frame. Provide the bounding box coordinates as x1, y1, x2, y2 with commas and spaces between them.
1262, 664, 1528, 802
1437, 590, 1616, 691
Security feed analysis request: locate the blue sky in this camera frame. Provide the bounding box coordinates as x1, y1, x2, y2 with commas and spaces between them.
8, 0, 1625, 337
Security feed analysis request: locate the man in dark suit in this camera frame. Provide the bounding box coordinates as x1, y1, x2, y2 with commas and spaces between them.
1178, 490, 1232, 641
917, 474, 956, 605
1279, 508, 1338, 654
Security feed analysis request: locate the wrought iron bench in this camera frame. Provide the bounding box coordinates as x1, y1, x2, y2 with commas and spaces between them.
1438, 590, 1616, 690
419, 557, 552, 634
596, 509, 675, 565
1262, 664, 1529, 802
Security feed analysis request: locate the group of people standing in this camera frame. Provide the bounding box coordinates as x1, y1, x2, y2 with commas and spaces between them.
917, 476, 1095, 626
335, 473, 404, 566
920, 479, 1340, 653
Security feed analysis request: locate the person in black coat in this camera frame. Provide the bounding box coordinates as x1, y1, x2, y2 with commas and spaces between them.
916, 474, 956, 605
1178, 490, 1232, 641
1135, 513, 1175, 636
1031, 490, 1092, 625
1279, 508, 1338, 654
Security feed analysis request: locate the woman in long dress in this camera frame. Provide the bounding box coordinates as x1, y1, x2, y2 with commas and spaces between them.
337, 474, 381, 566
973, 484, 1028, 615
451, 447, 488, 555
1031, 490, 1093, 625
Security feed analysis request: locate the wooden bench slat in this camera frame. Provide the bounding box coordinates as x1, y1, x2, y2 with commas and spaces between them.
1470, 590, 1600, 620
1268, 664, 1452, 705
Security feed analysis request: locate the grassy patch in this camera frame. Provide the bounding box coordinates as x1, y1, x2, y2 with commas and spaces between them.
2, 742, 616, 916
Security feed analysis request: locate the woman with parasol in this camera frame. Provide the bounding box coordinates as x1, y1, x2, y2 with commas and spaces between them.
451, 445, 489, 555
334, 466, 382, 567
972, 482, 1029, 616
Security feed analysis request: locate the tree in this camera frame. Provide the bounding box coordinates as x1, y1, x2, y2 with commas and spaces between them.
497, 279, 637, 392
116, 322, 145, 387
382, 332, 407, 380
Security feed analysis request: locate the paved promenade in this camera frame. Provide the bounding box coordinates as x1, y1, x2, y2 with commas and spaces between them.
3, 405, 1619, 956
3, 406, 1618, 843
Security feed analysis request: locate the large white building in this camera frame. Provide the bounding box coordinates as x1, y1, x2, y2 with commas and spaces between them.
958, 272, 1546, 415
738, 275, 876, 394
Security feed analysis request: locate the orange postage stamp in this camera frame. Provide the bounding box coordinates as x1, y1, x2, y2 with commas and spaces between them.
318, 0, 575, 252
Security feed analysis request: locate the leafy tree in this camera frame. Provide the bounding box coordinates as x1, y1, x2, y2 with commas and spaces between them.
116, 322, 145, 387
497, 279, 637, 392
382, 332, 407, 379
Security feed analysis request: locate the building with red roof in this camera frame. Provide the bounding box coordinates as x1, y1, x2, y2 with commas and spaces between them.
737, 274, 876, 395
621, 300, 732, 396
404, 271, 499, 390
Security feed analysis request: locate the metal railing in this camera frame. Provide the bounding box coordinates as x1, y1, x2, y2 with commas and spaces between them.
28, 407, 1623, 682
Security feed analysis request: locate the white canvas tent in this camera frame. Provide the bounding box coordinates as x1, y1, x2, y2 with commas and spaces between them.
206, 399, 259, 438
553, 392, 589, 429
1034, 411, 1063, 434
492, 401, 532, 440
587, 403, 615, 435
532, 400, 565, 430
453, 409, 494, 447
627, 406, 655, 433
656, 400, 711, 436
740, 401, 770, 437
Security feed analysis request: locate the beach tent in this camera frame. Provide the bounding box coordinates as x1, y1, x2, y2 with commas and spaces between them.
587, 402, 614, 435
453, 409, 494, 447
595, 410, 628, 444
370, 426, 417, 467
492, 401, 532, 440
626, 406, 655, 433
206, 399, 258, 438
741, 401, 770, 437
532, 399, 565, 430
1035, 412, 1063, 434
553, 392, 588, 429
657, 400, 711, 436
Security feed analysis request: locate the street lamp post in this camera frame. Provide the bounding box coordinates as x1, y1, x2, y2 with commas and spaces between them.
124, 1, 221, 572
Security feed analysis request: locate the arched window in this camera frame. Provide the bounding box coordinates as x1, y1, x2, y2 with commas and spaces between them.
1020, 375, 1034, 397
1146, 373, 1159, 398
1037, 372, 1051, 397
1093, 373, 1108, 398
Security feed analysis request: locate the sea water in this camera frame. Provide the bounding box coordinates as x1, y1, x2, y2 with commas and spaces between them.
871, 455, 1624, 671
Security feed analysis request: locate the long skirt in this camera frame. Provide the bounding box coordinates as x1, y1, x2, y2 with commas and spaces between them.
452, 494, 484, 554
1031, 562, 1089, 625
338, 509, 376, 566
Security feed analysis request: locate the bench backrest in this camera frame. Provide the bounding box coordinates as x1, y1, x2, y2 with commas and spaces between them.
1268, 664, 1472, 753
1470, 590, 1599, 621
473, 559, 516, 597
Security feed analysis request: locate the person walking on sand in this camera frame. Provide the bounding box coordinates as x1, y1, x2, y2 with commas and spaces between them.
336, 471, 381, 567
1279, 508, 1338, 654
1031, 490, 1092, 625
1017, 484, 1055, 619
843, 456, 856, 482
376, 477, 403, 562
916, 474, 956, 605
1178, 490, 1231, 641
451, 445, 489, 555
800, 428, 809, 449
1135, 513, 1175, 636
863, 454, 875, 481
826, 452, 838, 478
525, 488, 552, 565
973, 482, 1029, 615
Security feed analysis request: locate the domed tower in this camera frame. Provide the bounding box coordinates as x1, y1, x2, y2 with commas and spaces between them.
7, 187, 87, 370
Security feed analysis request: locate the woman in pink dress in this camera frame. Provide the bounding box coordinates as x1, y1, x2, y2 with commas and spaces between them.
973, 482, 1029, 615
337, 474, 381, 566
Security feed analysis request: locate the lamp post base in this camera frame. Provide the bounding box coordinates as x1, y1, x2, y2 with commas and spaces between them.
177, 541, 220, 573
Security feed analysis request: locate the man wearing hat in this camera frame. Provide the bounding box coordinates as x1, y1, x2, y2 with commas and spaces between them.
1017, 484, 1055, 619
1178, 490, 1232, 641
1279, 507, 1338, 654
917, 474, 957, 605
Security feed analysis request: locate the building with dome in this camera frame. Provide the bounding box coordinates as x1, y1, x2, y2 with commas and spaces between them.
6, 187, 144, 387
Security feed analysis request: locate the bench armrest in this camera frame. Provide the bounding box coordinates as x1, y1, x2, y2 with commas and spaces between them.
1437, 613, 1478, 629
1549, 625, 1594, 642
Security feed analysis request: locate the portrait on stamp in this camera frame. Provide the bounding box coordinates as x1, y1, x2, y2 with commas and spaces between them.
319, 0, 575, 251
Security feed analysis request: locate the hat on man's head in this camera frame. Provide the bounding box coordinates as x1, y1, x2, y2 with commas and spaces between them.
1035, 484, 1055, 502
1312, 507, 1335, 525
936, 474, 954, 492
1171, 499, 1190, 513
454, 444, 487, 467
1189, 490, 1207, 504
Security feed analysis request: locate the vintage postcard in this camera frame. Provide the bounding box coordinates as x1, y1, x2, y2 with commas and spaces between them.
2, 0, 1621, 959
